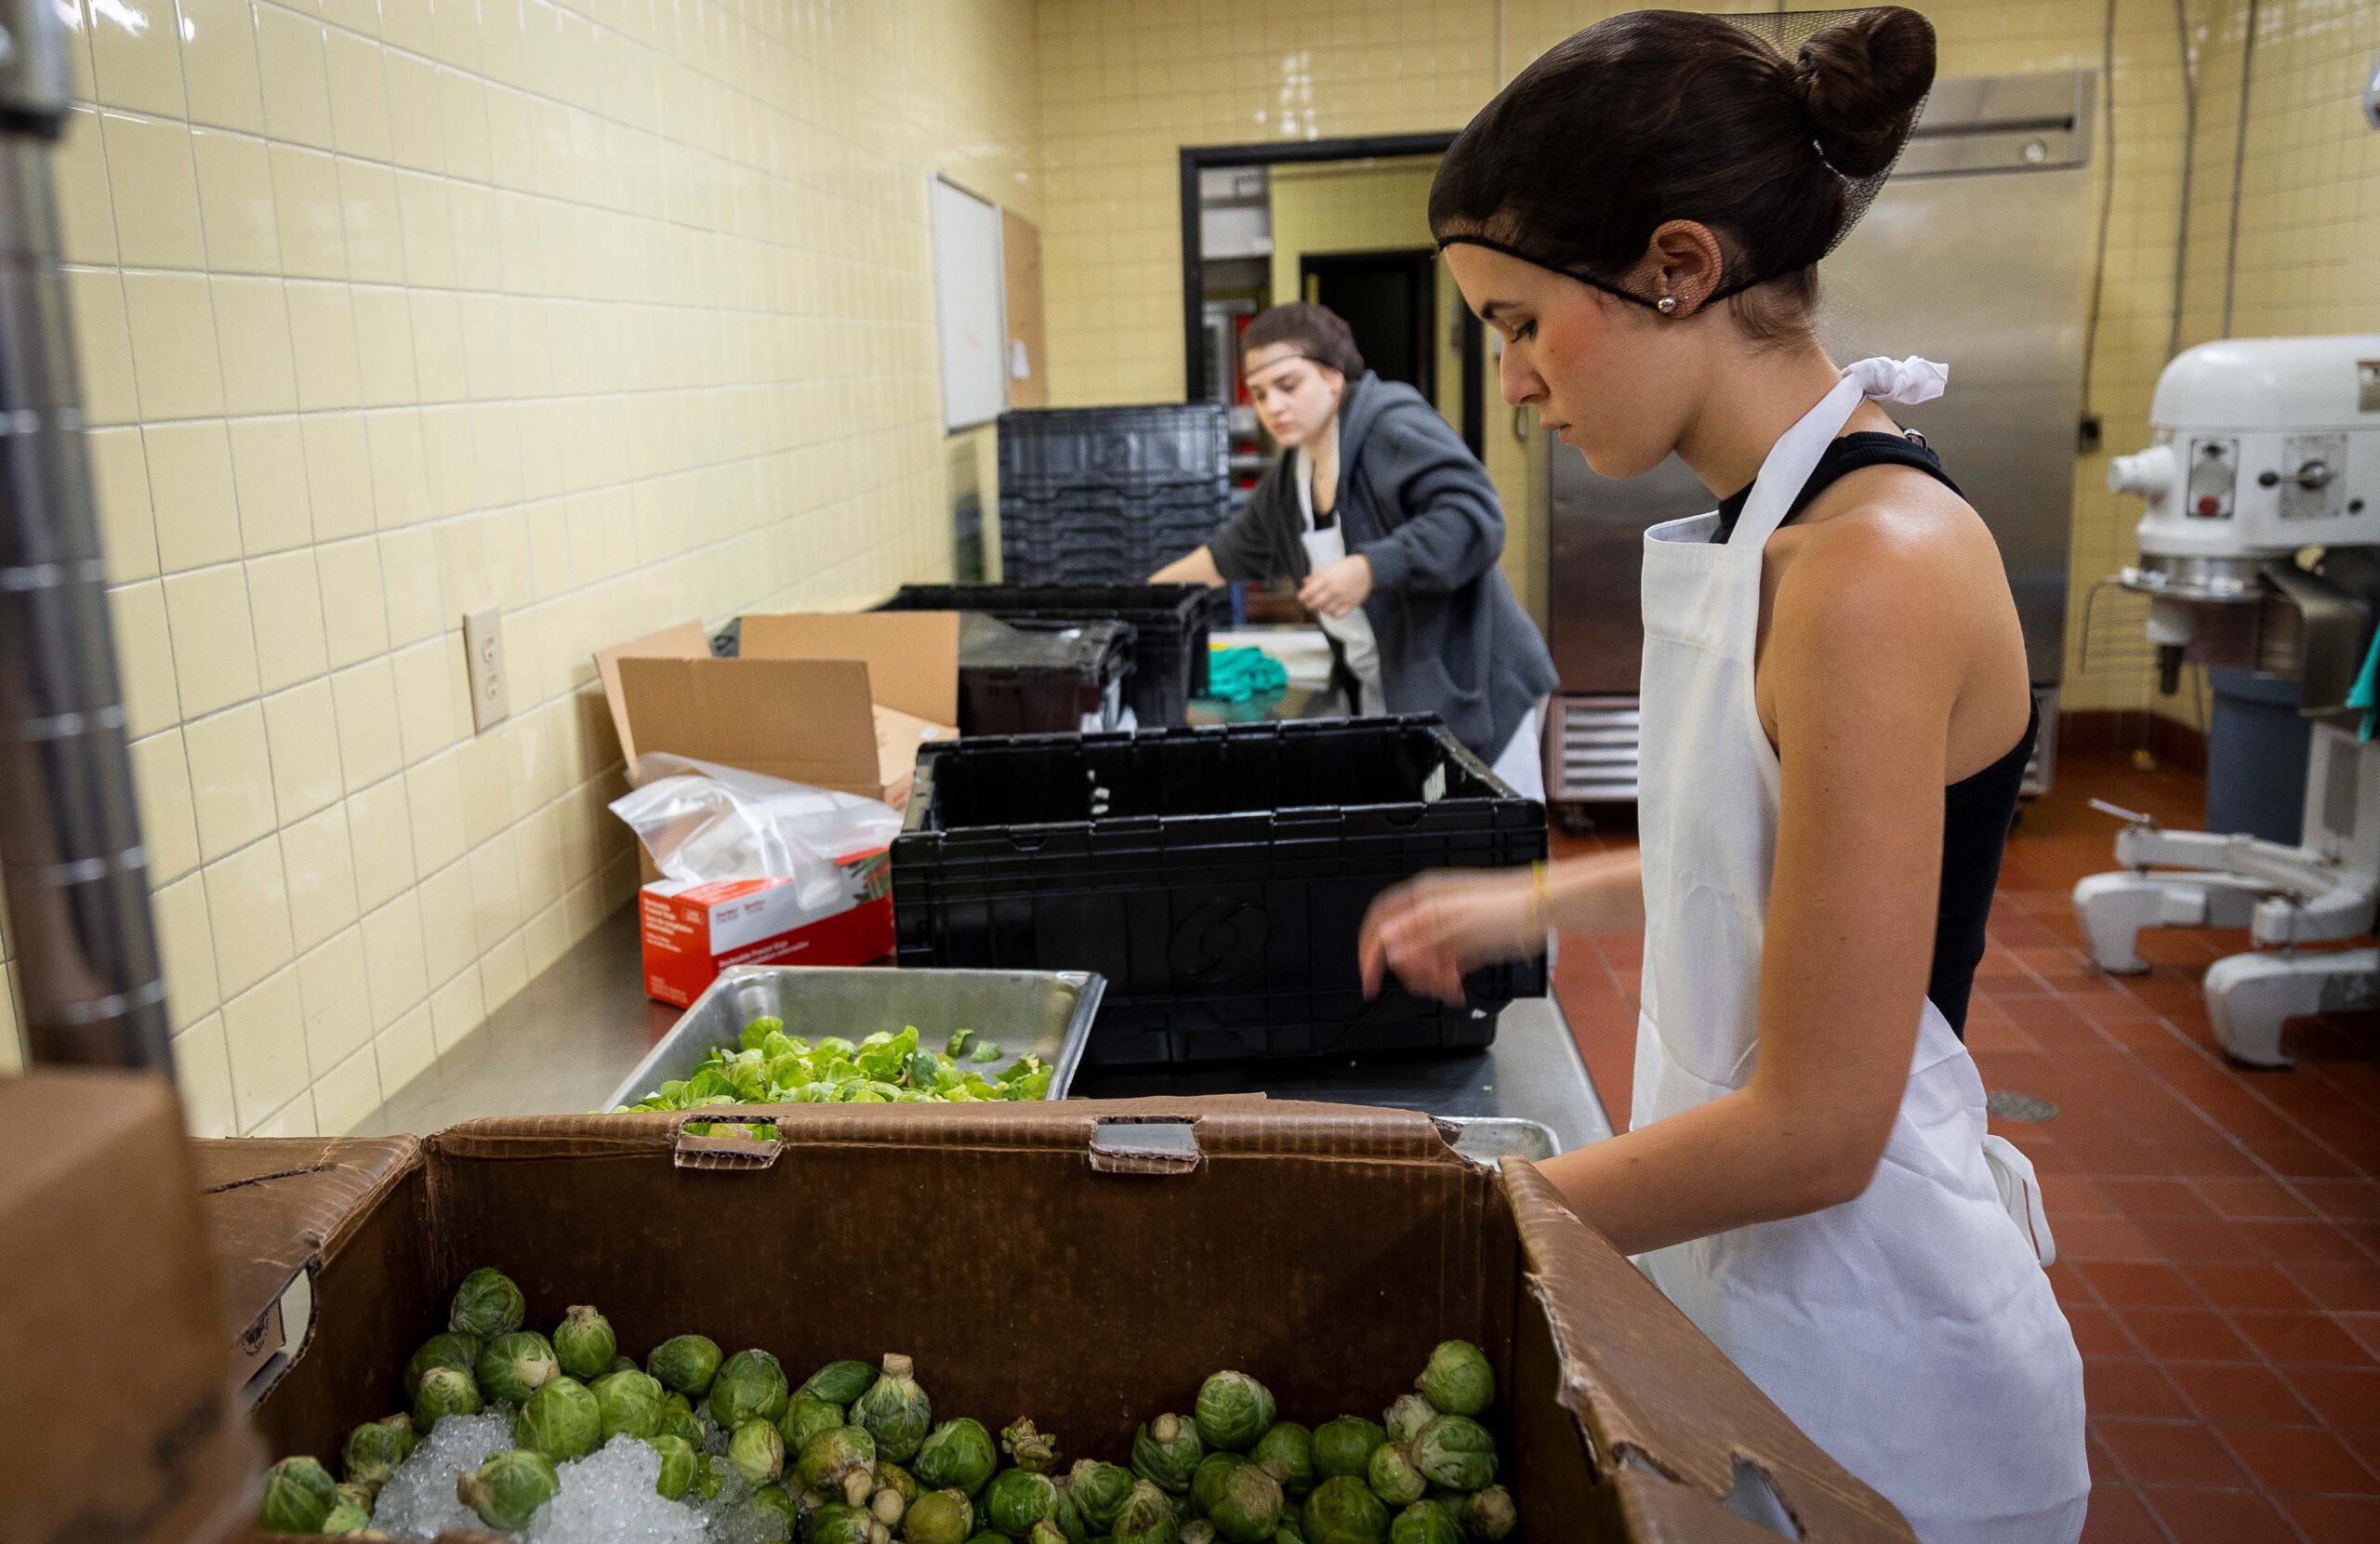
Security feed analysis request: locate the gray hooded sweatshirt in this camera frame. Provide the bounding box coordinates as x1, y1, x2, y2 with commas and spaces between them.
1204, 373, 1558, 758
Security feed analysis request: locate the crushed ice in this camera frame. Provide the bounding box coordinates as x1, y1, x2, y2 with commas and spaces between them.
370, 1419, 721, 1544
523, 1435, 709, 1544
370, 1411, 512, 1540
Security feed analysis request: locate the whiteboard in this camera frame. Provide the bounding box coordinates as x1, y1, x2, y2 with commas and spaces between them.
930, 177, 1007, 431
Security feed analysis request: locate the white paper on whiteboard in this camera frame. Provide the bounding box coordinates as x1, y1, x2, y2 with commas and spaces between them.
930, 176, 1007, 431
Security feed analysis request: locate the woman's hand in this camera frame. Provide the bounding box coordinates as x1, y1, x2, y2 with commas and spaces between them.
1358, 868, 1544, 1004
1299, 554, 1373, 618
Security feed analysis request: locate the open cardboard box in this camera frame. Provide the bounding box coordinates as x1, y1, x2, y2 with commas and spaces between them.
208, 1102, 1916, 1543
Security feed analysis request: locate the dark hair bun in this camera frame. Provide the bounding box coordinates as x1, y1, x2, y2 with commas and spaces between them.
1792, 7, 1937, 178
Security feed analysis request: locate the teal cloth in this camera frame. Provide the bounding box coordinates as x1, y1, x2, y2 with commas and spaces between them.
1198, 646, 1289, 704
2349, 627, 2380, 742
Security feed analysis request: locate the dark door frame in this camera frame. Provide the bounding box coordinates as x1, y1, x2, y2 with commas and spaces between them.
1179, 133, 1485, 459
1299, 246, 1440, 403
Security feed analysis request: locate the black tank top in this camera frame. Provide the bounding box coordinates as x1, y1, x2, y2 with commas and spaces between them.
1712, 431, 2034, 1038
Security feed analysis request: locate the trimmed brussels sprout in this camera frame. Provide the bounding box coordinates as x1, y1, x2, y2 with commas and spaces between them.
412, 1366, 483, 1433
801, 1358, 878, 1405
966, 1536, 1006, 1544
401, 1331, 481, 1401
646, 1333, 723, 1397
1111, 1479, 1180, 1544
593, 1367, 667, 1440
1298, 1477, 1389, 1544
656, 1397, 705, 1448
1414, 1342, 1493, 1419
1210, 1462, 1285, 1544
448, 1268, 525, 1340
1195, 1372, 1276, 1454
1024, 1521, 1068, 1544
985, 1466, 1059, 1536
1460, 1485, 1516, 1540
1408, 1417, 1495, 1493
1273, 1514, 1306, 1544
1388, 1499, 1461, 1544
1363, 1445, 1424, 1509
551, 1305, 616, 1380
853, 1353, 932, 1463
1049, 1481, 1089, 1544
259, 1456, 340, 1533
318, 1494, 372, 1536
800, 1423, 881, 1507
1309, 1419, 1385, 1482
456, 1448, 559, 1532
611, 1354, 639, 1375
1130, 1413, 1204, 1493
334, 1483, 375, 1512
1250, 1422, 1314, 1500
512, 1375, 601, 1461
907, 1489, 976, 1544
1191, 1454, 1244, 1517
1064, 1459, 1134, 1530
477, 1330, 559, 1405
1000, 1418, 1060, 1475
876, 1460, 921, 1506
648, 1432, 698, 1500
731, 1418, 788, 1485
340, 1414, 416, 1491
1182, 1524, 1216, 1544
782, 1392, 848, 1454
1382, 1396, 1434, 1446
753, 1485, 801, 1540
918, 1418, 999, 1496
870, 1479, 908, 1527
712, 1349, 792, 1428
809, 1503, 877, 1544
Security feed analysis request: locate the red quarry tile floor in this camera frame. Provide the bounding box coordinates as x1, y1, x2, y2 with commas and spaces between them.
1548, 749, 2380, 1541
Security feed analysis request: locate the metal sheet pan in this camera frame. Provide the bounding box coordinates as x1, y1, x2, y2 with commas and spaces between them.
605, 966, 1105, 1111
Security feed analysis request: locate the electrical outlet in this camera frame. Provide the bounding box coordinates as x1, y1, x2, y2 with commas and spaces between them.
463, 607, 509, 732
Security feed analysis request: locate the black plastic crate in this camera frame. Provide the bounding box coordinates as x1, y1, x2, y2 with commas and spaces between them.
879, 583, 1211, 727
892, 718, 1549, 1065
956, 614, 1135, 736
998, 405, 1231, 586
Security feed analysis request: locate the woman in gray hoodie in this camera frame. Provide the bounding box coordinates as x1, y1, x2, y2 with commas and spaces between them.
1153, 303, 1557, 795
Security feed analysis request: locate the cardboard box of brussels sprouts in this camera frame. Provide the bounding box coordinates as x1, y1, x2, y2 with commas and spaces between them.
209, 1102, 1916, 1543
0, 1071, 260, 1544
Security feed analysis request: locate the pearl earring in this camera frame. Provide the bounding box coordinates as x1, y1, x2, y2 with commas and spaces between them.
1656, 295, 1679, 315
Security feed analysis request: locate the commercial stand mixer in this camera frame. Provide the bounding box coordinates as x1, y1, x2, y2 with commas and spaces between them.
2074, 336, 2380, 1065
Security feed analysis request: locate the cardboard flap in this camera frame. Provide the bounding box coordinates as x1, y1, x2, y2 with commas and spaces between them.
1499, 1159, 1918, 1542
740, 612, 961, 725
615, 654, 880, 792
593, 620, 713, 772
196, 1137, 422, 1357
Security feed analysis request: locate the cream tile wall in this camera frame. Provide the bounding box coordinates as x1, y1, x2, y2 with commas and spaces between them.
10, 0, 1040, 1120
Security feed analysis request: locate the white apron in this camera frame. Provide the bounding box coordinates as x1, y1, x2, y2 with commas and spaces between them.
1630, 358, 2088, 1544
1294, 447, 1388, 716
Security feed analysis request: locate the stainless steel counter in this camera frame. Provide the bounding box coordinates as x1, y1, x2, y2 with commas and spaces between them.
351, 905, 1612, 1149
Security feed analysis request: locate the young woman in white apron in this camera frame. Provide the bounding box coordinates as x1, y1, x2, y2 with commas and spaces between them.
1358, 10, 2087, 1541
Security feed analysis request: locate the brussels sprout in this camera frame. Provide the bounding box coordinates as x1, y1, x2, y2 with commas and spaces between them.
513, 1375, 601, 1461
1130, 1413, 1204, 1493
456, 1448, 559, 1532
259, 1456, 340, 1533
334, 1483, 375, 1511
1192, 1454, 1245, 1517
1111, 1479, 1180, 1544
1364, 1445, 1424, 1509
800, 1423, 881, 1507
656, 1397, 705, 1448
907, 1489, 976, 1544
594, 1367, 667, 1440
985, 1467, 1058, 1535
809, 1503, 877, 1544
400, 1331, 481, 1401
412, 1366, 483, 1433
646, 1333, 723, 1397
551, 1305, 616, 1380
448, 1268, 526, 1340
782, 1392, 847, 1454
1387, 1499, 1461, 1544
1310, 1419, 1385, 1482
1023, 1522, 1068, 1544
731, 1418, 787, 1485
870, 1480, 908, 1527
966, 1536, 1006, 1544
1049, 1481, 1089, 1544
756, 1485, 800, 1524
1273, 1515, 1305, 1544
1250, 1422, 1314, 1500
341, 1414, 416, 1491
802, 1359, 879, 1405
1408, 1418, 1495, 1493
319, 1494, 373, 1536
853, 1353, 932, 1463
612, 1355, 640, 1375
1460, 1485, 1516, 1540
1063, 1459, 1134, 1529
1414, 1342, 1493, 1419
999, 1418, 1060, 1475
877, 1460, 921, 1506
1211, 1463, 1285, 1544
712, 1349, 792, 1428
1195, 1372, 1276, 1454
476, 1330, 560, 1405
1299, 1477, 1389, 1544
646, 1432, 698, 1500
1183, 1524, 1216, 1544
1382, 1396, 1434, 1446
918, 1419, 999, 1497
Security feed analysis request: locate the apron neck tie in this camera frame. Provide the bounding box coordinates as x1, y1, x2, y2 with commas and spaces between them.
1846, 355, 1949, 406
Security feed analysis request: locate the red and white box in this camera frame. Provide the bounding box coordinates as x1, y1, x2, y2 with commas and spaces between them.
638, 849, 893, 1007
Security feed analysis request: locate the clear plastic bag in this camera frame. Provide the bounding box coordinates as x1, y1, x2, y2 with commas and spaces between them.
608, 753, 903, 907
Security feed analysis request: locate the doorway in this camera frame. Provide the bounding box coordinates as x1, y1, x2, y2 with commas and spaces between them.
1301, 248, 1439, 402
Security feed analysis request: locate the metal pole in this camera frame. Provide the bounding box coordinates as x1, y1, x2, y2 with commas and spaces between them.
0, 0, 171, 1072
